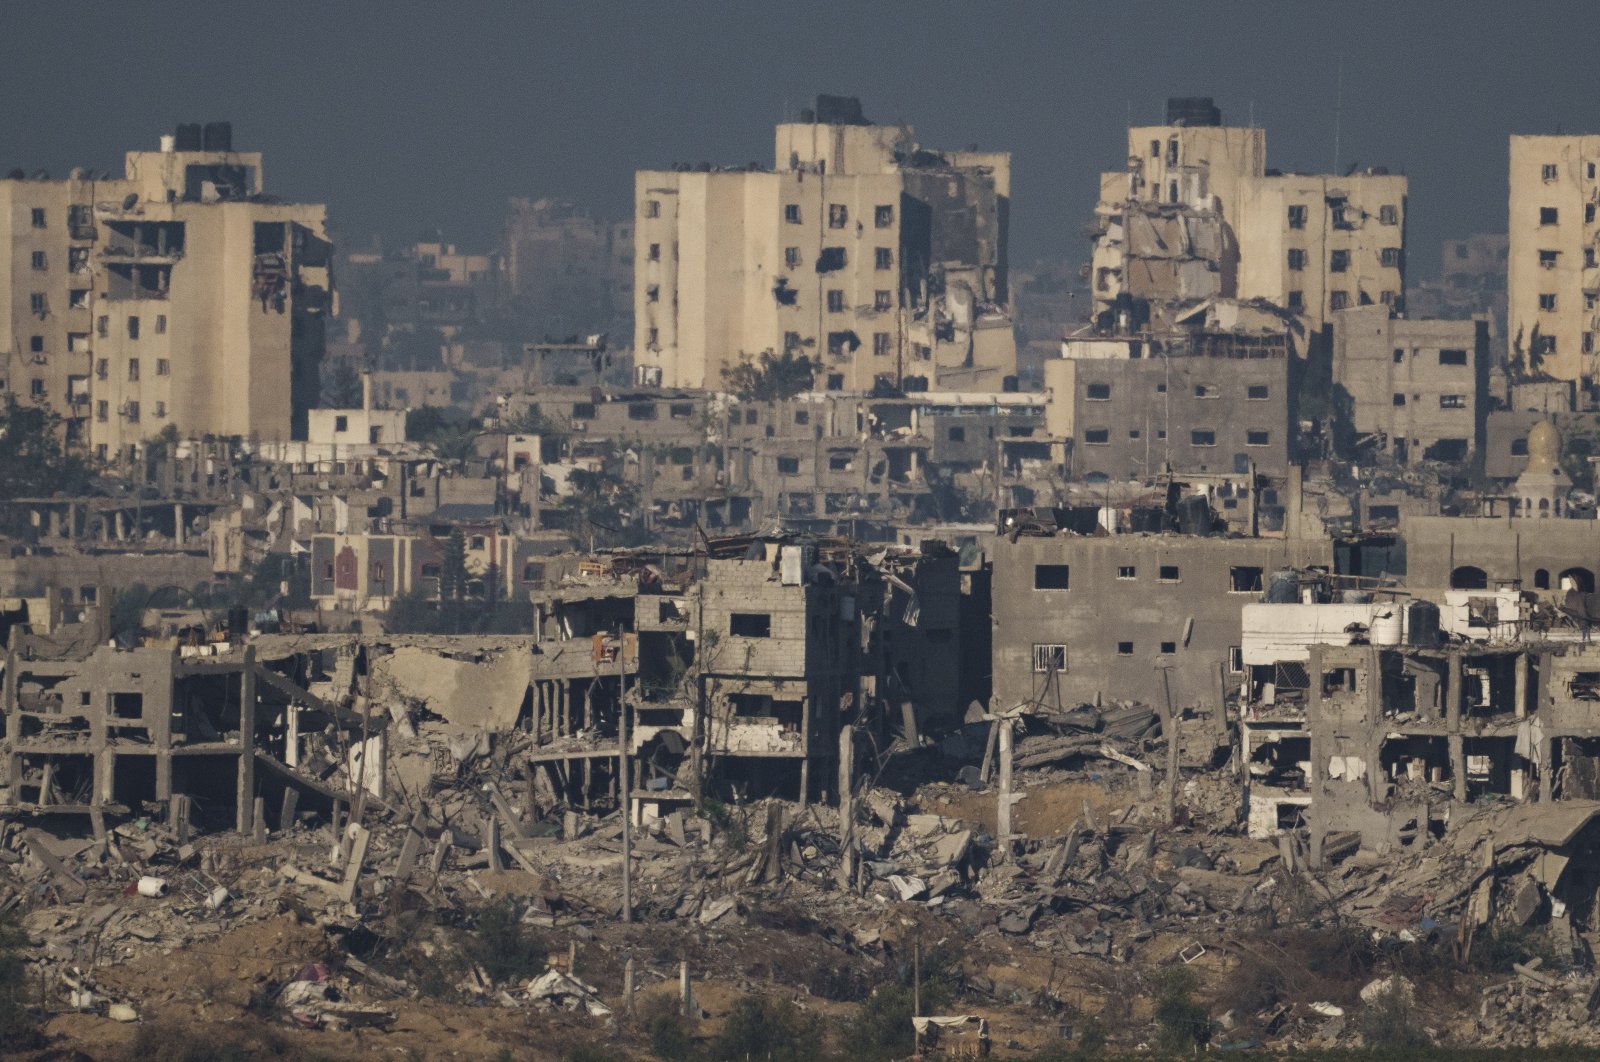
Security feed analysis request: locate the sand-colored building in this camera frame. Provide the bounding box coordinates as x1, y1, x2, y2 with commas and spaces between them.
1088, 100, 1406, 336
1507, 135, 1600, 385
634, 95, 1015, 394
1236, 171, 1407, 333
0, 123, 330, 460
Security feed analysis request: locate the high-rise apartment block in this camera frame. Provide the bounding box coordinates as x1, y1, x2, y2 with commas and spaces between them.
0, 123, 330, 460
1507, 135, 1600, 385
634, 95, 1015, 393
1088, 99, 1406, 334
1236, 171, 1408, 327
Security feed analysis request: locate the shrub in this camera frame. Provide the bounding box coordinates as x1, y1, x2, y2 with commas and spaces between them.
1355, 981, 1431, 1049
470, 899, 550, 986
1152, 967, 1211, 1052
707, 995, 822, 1062
640, 994, 695, 1061
0, 912, 37, 1050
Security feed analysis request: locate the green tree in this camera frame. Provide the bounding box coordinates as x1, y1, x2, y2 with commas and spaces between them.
707, 995, 822, 1062
1152, 967, 1210, 1052
721, 349, 814, 401
0, 398, 89, 502
0, 912, 37, 1048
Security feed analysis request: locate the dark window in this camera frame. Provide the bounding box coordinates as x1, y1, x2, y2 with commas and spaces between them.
1381, 247, 1402, 267
1330, 249, 1349, 273
1086, 382, 1111, 400
1246, 430, 1270, 446
730, 612, 772, 637
1393, 393, 1406, 406
1247, 385, 1269, 400
334, 415, 348, 432
1116, 641, 1134, 656
828, 204, 848, 228
826, 373, 843, 390
1439, 349, 1468, 366
874, 205, 894, 228
629, 403, 658, 420
777, 456, 800, 475
1230, 566, 1264, 592
826, 290, 845, 313
522, 562, 546, 583
1287, 205, 1306, 229
1440, 394, 1467, 409
127, 316, 139, 339
1117, 565, 1136, 579
1379, 204, 1398, 225
1034, 564, 1071, 590
1191, 430, 1216, 446
795, 410, 809, 425
875, 247, 893, 269
28, 335, 42, 353
1541, 207, 1559, 225
1329, 290, 1349, 311
785, 204, 800, 224
1393, 349, 1406, 363
1159, 565, 1180, 581
1159, 641, 1176, 655
1287, 291, 1304, 312
1287, 248, 1306, 271
1084, 428, 1109, 444
874, 290, 892, 311
948, 426, 965, 442
1511, 437, 1529, 456
873, 332, 891, 357
571, 402, 596, 419
670, 403, 694, 418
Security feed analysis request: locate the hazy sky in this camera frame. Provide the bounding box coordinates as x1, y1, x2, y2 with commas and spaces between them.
3, 2, 1593, 275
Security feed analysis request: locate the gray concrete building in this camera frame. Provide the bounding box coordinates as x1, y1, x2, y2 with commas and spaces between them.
1333, 305, 1489, 466
990, 527, 1331, 714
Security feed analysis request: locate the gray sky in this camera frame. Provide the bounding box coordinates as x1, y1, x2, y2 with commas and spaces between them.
2, 2, 1591, 275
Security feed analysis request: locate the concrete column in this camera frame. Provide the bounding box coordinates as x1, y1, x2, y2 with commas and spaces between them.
1449, 734, 1467, 803
236, 649, 257, 834
174, 503, 185, 546
1514, 653, 1529, 719
997, 719, 1014, 857
1446, 650, 1463, 730
1539, 736, 1555, 802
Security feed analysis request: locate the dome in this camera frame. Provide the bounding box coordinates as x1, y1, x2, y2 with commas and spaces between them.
1525, 420, 1562, 475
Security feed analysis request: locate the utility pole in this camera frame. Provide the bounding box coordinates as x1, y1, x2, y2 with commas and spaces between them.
618, 625, 633, 923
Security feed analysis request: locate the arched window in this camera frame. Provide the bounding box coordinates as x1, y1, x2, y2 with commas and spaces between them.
1535, 569, 1551, 590
1451, 566, 1489, 590
1539, 497, 1550, 511
1560, 568, 1596, 594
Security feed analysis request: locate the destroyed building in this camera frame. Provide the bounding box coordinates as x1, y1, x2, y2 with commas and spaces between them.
634, 95, 1016, 393
991, 504, 1332, 714
1050, 297, 1299, 479
0, 123, 332, 458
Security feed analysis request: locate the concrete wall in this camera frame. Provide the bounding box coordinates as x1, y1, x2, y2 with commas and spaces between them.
1333, 305, 1488, 464
1402, 514, 1600, 592
991, 533, 1332, 712
1047, 354, 1292, 478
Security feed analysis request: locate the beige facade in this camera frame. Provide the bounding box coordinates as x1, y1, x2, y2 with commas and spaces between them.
1087, 102, 1406, 336
1236, 172, 1406, 332
1506, 135, 1600, 384
1332, 305, 1487, 465
0, 129, 330, 459
635, 99, 1014, 393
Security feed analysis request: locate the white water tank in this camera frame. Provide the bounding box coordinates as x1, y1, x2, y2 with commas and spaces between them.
1370, 607, 1403, 646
